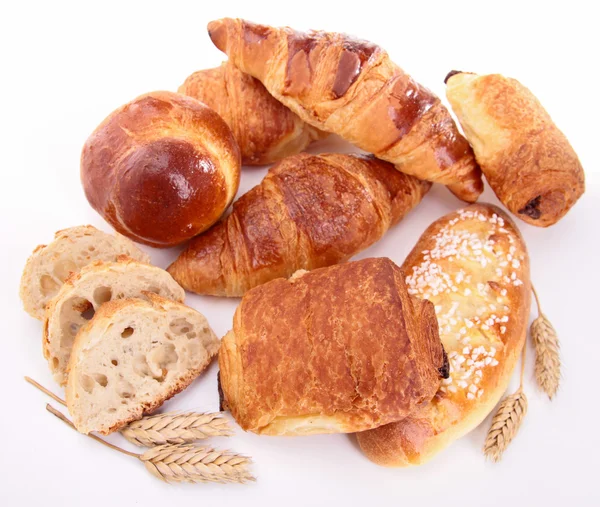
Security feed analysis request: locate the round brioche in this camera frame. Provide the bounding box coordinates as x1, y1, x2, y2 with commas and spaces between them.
81, 91, 241, 247
356, 204, 531, 466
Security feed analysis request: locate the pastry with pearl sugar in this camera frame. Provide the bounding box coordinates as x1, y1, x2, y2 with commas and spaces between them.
357, 203, 531, 466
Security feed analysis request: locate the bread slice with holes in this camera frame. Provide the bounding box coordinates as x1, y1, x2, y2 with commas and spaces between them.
43, 257, 185, 385
66, 293, 219, 434
20, 225, 150, 320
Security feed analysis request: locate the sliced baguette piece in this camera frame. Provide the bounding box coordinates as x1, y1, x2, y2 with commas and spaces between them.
43, 257, 185, 385
66, 293, 219, 434
20, 225, 150, 320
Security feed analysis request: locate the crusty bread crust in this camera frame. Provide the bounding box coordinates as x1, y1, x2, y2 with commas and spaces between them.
19, 225, 149, 320
357, 204, 531, 466
43, 257, 184, 385
219, 257, 447, 436
66, 294, 219, 434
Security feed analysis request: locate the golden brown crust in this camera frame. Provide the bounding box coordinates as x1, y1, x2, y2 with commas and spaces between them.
446, 73, 585, 226
167, 153, 430, 296
178, 62, 327, 165
218, 258, 446, 435
207, 18, 482, 202
81, 91, 241, 247
356, 204, 531, 466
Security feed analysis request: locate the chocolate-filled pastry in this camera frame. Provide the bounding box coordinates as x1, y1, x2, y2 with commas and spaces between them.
179, 62, 327, 166
218, 258, 448, 436
357, 204, 531, 466
445, 72, 584, 227
207, 18, 483, 202
167, 153, 430, 296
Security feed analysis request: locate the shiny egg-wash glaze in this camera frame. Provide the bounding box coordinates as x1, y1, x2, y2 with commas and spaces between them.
179, 62, 327, 166
167, 153, 431, 296
81, 91, 241, 247
207, 18, 483, 202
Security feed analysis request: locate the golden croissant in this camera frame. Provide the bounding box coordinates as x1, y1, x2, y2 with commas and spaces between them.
167, 153, 430, 296
207, 18, 483, 202
179, 62, 326, 166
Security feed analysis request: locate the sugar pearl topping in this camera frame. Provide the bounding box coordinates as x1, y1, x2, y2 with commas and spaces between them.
406, 209, 525, 401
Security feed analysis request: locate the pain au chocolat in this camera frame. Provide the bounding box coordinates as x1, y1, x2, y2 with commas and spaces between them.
218, 257, 448, 436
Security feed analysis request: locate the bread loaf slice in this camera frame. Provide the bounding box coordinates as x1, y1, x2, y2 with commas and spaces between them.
66, 293, 219, 434
20, 225, 150, 320
43, 257, 185, 385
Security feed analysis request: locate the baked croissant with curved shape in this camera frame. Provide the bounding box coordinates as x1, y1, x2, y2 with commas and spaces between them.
179, 62, 327, 166
167, 153, 430, 296
207, 18, 483, 202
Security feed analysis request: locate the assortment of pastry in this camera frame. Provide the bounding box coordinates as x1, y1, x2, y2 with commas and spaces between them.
21, 16, 579, 483
357, 204, 531, 466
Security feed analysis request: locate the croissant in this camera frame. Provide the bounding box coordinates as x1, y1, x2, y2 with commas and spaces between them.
167, 153, 430, 296
445, 71, 585, 226
179, 62, 327, 166
218, 257, 449, 435
207, 18, 483, 202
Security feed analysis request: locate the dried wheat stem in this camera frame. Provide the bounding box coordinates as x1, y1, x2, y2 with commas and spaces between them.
46, 404, 254, 484
24, 377, 66, 406
531, 285, 561, 399
27, 377, 233, 446
140, 444, 255, 484
122, 411, 233, 447
483, 344, 528, 462
46, 404, 140, 458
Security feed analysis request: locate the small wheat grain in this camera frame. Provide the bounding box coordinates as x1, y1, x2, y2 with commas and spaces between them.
483, 343, 528, 462
140, 444, 254, 484
531, 286, 561, 399
121, 412, 233, 447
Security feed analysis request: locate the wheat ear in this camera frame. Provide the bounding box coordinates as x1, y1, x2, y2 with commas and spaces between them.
483, 344, 528, 462
140, 444, 254, 484
121, 412, 233, 447
531, 286, 561, 399
46, 404, 254, 484
25, 377, 233, 446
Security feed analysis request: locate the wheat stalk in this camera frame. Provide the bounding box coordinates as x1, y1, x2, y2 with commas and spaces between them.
531, 286, 561, 399
141, 444, 254, 484
483, 344, 528, 462
121, 412, 233, 447
46, 404, 254, 484
25, 377, 232, 446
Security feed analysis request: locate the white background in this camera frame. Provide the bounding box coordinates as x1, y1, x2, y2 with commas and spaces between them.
1, 0, 599, 505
